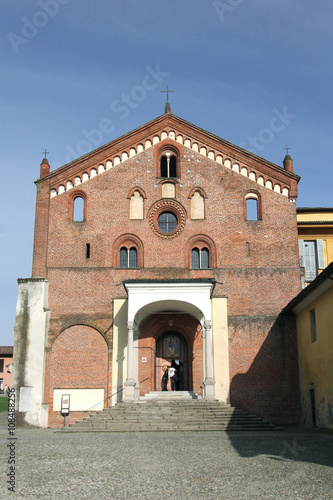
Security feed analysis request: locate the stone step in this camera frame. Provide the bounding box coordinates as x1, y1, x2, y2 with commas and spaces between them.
56, 396, 282, 433
91, 410, 252, 418
69, 421, 268, 430
60, 424, 280, 433
139, 391, 199, 400
95, 410, 252, 417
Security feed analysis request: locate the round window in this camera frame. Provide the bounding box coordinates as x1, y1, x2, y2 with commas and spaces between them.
149, 200, 186, 239
158, 212, 178, 233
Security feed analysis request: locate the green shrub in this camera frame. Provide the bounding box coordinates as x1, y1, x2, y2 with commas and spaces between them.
0, 397, 9, 412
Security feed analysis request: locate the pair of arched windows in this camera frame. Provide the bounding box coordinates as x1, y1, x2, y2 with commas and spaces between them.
160, 153, 177, 178
120, 245, 210, 269
120, 247, 137, 268
115, 235, 143, 269
188, 236, 214, 269
191, 247, 209, 269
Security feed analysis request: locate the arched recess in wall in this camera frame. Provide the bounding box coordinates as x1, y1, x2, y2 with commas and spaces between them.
69, 191, 87, 221
185, 234, 216, 269
244, 190, 262, 221
154, 140, 182, 178
49, 325, 109, 397
127, 187, 146, 220
113, 234, 144, 268
188, 187, 207, 220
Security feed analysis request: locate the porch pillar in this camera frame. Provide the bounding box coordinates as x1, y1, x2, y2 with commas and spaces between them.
124, 321, 136, 401
133, 329, 141, 400
203, 320, 215, 399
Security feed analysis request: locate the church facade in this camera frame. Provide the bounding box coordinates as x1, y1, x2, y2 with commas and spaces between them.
13, 108, 302, 427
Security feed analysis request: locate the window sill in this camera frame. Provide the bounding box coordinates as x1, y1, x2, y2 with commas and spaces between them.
190, 268, 212, 270
117, 267, 140, 270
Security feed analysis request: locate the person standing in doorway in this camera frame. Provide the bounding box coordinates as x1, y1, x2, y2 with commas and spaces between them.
169, 361, 177, 391
161, 365, 168, 391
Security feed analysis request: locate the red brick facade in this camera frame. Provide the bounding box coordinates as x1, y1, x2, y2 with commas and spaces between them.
31, 112, 302, 426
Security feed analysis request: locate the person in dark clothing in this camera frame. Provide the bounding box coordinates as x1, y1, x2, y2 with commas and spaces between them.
169, 360, 178, 391
161, 365, 168, 391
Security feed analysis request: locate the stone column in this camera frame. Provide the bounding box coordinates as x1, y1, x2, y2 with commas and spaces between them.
133, 329, 141, 400
203, 320, 215, 399
124, 321, 136, 401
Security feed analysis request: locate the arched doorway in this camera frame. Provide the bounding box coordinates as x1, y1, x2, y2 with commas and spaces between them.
155, 331, 189, 391
138, 312, 203, 397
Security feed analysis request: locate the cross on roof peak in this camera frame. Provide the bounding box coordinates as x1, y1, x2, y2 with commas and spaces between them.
161, 85, 174, 102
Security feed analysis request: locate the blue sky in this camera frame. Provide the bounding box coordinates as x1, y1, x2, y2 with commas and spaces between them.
1, 0, 332, 345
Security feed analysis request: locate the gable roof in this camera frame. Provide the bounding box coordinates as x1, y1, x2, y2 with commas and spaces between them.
39, 112, 300, 201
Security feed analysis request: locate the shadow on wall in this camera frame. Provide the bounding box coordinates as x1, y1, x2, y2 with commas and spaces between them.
228, 313, 301, 426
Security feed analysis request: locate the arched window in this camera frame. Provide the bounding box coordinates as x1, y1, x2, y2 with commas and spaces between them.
245, 192, 261, 221
246, 198, 258, 220
192, 248, 200, 268
161, 153, 177, 177
191, 247, 209, 269
120, 247, 137, 268
73, 196, 84, 221
187, 235, 216, 269
114, 234, 143, 268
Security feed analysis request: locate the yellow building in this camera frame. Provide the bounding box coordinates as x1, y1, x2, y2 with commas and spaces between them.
297, 208, 333, 283
284, 262, 333, 429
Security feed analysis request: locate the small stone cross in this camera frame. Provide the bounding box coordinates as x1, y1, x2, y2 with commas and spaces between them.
161, 85, 174, 102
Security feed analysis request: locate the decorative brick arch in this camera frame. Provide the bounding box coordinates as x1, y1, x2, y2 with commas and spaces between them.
187, 186, 208, 199
113, 234, 144, 267
68, 190, 87, 221
244, 189, 262, 221
48, 324, 109, 424
186, 234, 217, 268
127, 186, 147, 199
148, 199, 187, 239
154, 139, 183, 178
188, 187, 207, 220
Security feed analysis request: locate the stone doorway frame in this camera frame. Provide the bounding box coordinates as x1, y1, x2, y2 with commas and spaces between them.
122, 280, 216, 401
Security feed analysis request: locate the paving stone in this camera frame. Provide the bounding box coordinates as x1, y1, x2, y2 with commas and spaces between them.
1, 417, 333, 499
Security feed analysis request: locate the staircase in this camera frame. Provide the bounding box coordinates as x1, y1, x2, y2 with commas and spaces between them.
57, 392, 282, 432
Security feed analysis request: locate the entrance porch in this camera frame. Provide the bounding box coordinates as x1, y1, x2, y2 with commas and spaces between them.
111, 280, 230, 404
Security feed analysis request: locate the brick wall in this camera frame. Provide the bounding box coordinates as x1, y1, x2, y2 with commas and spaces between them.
48, 325, 109, 427
32, 123, 301, 424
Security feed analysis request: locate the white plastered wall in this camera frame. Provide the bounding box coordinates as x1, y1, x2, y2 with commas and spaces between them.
212, 297, 230, 402
53, 389, 104, 411
111, 298, 128, 406
12, 279, 49, 427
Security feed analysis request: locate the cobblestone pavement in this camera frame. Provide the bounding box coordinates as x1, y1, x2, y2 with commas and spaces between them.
1, 416, 333, 499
